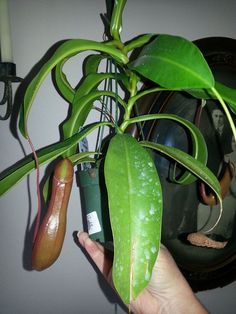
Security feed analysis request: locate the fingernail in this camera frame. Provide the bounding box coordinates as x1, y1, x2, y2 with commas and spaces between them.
77, 230, 83, 238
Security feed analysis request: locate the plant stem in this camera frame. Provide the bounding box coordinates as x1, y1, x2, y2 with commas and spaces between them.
124, 34, 154, 54
120, 86, 170, 132
110, 0, 127, 43
119, 73, 139, 132
132, 87, 169, 103
211, 87, 236, 142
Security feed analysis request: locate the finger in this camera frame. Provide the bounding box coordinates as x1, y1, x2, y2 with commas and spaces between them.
78, 231, 104, 253
77, 231, 112, 280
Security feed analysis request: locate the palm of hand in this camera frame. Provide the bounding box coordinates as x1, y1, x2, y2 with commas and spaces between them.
78, 232, 207, 314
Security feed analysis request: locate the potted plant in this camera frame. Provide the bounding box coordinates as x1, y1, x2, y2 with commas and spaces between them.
0, 0, 236, 306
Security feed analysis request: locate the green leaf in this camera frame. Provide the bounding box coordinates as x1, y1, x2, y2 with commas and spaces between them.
104, 134, 162, 304
141, 141, 222, 205
124, 113, 208, 184
129, 34, 214, 89
63, 89, 126, 140
62, 73, 114, 139
0, 122, 111, 197
54, 54, 111, 104
83, 54, 106, 75
19, 39, 128, 138
69, 151, 97, 165
83, 55, 131, 88
54, 58, 75, 103
187, 81, 236, 114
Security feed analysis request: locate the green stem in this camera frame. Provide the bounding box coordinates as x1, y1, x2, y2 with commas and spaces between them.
132, 86, 170, 103
119, 73, 139, 132
119, 86, 170, 132
211, 87, 236, 141
120, 98, 136, 132
124, 34, 154, 54
110, 0, 127, 43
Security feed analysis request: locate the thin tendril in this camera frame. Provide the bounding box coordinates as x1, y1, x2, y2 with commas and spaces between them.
27, 137, 41, 243
93, 105, 115, 123
203, 202, 223, 234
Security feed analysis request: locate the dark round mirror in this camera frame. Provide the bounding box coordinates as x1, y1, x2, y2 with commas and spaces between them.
129, 37, 236, 291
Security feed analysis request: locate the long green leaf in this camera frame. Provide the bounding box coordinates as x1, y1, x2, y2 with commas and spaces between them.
105, 134, 162, 304
187, 81, 236, 113
54, 58, 75, 103
69, 151, 97, 165
0, 122, 111, 196
141, 141, 221, 205
129, 34, 214, 89
62, 73, 115, 139
124, 113, 208, 184
83, 54, 106, 75
63, 89, 125, 140
54, 54, 110, 103
19, 39, 129, 138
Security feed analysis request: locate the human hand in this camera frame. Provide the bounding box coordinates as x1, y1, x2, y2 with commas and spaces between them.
78, 231, 208, 314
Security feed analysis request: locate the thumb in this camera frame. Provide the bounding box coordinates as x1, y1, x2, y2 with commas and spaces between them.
77, 231, 113, 280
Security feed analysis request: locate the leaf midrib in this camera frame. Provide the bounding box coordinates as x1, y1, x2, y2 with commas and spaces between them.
123, 136, 134, 302
137, 54, 213, 88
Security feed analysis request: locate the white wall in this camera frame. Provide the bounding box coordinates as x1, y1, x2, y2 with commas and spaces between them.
0, 0, 236, 313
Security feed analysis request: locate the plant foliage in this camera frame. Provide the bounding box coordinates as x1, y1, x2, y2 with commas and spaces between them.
1, 0, 236, 305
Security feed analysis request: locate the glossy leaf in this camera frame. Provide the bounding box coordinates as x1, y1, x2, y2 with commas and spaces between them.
54, 53, 111, 103
187, 81, 236, 113
83, 54, 107, 75
0, 122, 111, 196
69, 151, 97, 165
105, 134, 162, 304
129, 34, 214, 89
54, 58, 75, 103
124, 113, 208, 184
141, 141, 222, 205
63, 89, 126, 141
62, 73, 115, 139
19, 39, 128, 138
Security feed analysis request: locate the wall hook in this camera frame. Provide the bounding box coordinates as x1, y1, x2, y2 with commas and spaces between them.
0, 62, 22, 120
